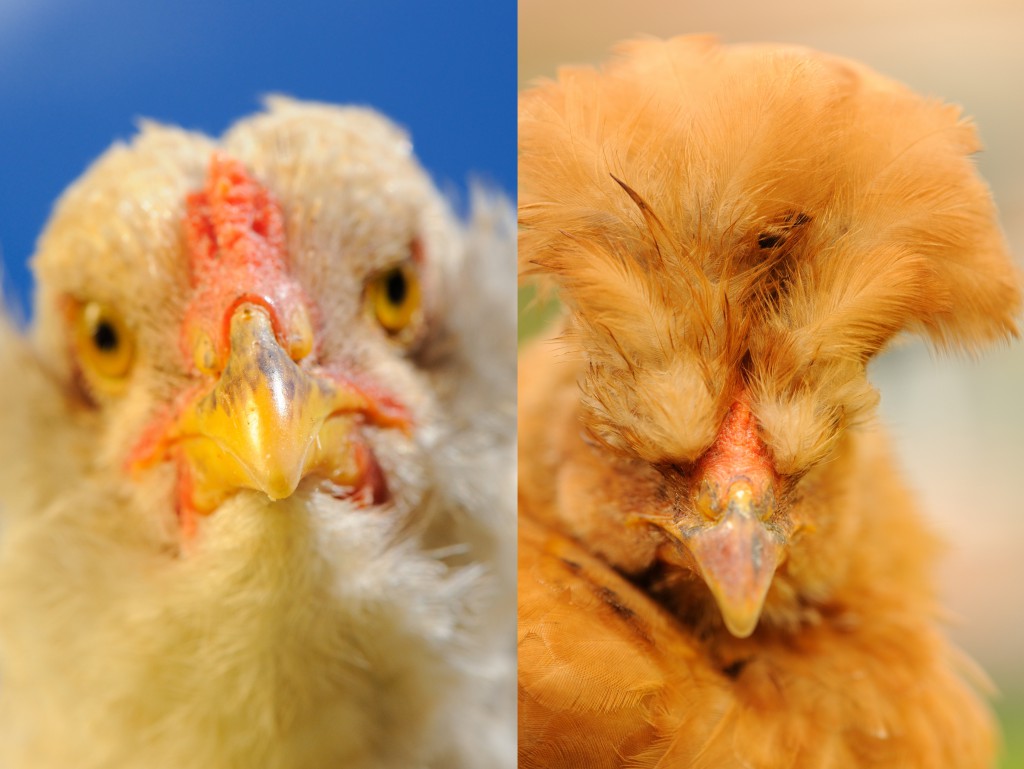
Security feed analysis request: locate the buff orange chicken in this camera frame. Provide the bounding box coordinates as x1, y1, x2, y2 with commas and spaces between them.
518, 37, 1020, 768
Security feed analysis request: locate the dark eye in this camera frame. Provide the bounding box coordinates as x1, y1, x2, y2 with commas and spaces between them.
385, 269, 408, 305
72, 300, 135, 390
367, 262, 422, 335
93, 320, 119, 351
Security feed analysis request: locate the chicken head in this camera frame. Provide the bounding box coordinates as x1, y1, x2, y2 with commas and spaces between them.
0, 99, 515, 769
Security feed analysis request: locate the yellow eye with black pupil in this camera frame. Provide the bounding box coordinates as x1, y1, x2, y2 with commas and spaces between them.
73, 301, 135, 386
368, 263, 421, 335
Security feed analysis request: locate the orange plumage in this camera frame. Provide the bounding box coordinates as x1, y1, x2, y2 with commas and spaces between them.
518, 36, 1020, 768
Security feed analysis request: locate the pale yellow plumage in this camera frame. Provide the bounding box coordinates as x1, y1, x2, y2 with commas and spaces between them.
0, 98, 515, 769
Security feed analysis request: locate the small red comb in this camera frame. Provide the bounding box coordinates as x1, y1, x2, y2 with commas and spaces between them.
181, 152, 307, 367
184, 151, 286, 285
695, 398, 776, 492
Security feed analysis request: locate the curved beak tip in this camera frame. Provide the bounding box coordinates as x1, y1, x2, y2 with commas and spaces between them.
252, 464, 304, 501
722, 609, 762, 640
708, 571, 776, 639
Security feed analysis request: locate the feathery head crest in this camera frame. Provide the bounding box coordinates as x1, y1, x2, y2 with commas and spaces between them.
520, 36, 1020, 470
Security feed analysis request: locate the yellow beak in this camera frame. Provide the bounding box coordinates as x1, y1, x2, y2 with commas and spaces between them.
169, 304, 370, 513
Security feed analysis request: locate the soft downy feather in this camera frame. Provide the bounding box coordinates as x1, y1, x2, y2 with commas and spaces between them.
0, 99, 515, 769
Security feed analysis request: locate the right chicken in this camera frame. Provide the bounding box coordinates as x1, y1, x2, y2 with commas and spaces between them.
518, 36, 1021, 769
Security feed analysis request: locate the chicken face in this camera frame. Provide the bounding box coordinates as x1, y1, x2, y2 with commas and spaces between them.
33, 104, 446, 548
0, 99, 516, 769
121, 152, 414, 533
519, 37, 1020, 638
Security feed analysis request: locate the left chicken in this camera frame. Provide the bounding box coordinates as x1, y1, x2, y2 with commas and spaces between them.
0, 98, 516, 769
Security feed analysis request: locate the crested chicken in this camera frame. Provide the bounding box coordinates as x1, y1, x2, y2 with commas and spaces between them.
518, 37, 1020, 768
0, 98, 516, 769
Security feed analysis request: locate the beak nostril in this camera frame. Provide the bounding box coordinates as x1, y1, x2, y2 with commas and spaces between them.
285, 304, 314, 362
695, 481, 720, 521
218, 298, 313, 364
191, 329, 220, 376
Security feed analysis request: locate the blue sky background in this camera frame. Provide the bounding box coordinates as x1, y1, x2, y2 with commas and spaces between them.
0, 0, 515, 313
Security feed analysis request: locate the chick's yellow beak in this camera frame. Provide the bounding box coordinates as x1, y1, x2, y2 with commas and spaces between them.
168, 304, 376, 513
677, 478, 785, 639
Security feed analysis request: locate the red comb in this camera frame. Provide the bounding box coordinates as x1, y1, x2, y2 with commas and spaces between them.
181, 153, 308, 367
695, 398, 776, 492
184, 152, 285, 278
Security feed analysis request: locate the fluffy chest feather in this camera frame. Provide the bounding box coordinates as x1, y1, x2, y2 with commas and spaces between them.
0, 488, 483, 768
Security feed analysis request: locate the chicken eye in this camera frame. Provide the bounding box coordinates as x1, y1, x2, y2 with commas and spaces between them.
367, 263, 422, 336
72, 300, 135, 387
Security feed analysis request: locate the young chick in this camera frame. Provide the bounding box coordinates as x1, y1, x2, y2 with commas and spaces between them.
518, 37, 1020, 768
0, 98, 515, 769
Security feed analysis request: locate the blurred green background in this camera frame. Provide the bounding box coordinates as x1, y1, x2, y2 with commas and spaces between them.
519, 1, 1024, 763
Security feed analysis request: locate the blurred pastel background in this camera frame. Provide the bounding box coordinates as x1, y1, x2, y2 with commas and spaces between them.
519, 1, 1024, 764
0, 0, 515, 312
